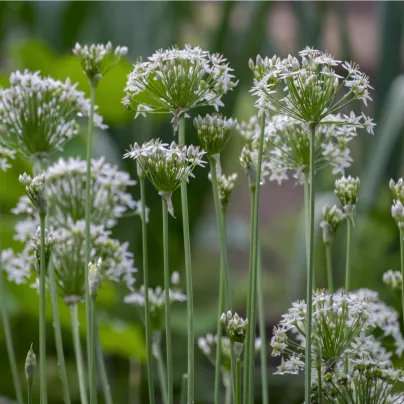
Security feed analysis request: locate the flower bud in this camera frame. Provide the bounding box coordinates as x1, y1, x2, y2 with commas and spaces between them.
25, 343, 36, 386
88, 258, 102, 297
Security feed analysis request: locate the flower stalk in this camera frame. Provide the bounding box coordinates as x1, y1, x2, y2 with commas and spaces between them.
400, 229, 404, 330
178, 114, 195, 403
39, 211, 48, 404
162, 197, 173, 404
96, 327, 113, 404
25, 344, 36, 404
139, 168, 156, 404
345, 219, 352, 292
153, 332, 168, 404
325, 244, 334, 294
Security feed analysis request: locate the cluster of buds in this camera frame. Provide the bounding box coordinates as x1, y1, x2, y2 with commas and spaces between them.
88, 258, 102, 297
19, 173, 47, 214
220, 311, 248, 358
73, 42, 128, 86
390, 179, 404, 231
319, 204, 345, 244
334, 176, 360, 223
30, 228, 55, 273
217, 173, 238, 211
25, 343, 36, 388
193, 114, 237, 156
383, 269, 402, 290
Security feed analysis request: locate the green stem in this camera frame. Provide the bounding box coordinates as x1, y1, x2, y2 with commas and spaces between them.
344, 219, 352, 292
243, 189, 255, 404
178, 114, 194, 404
304, 123, 316, 404
39, 212, 47, 404
257, 249, 269, 404
85, 83, 96, 374
162, 197, 173, 404
224, 374, 231, 404
247, 114, 266, 404
89, 295, 97, 404
96, 327, 113, 404
48, 262, 71, 404
235, 359, 241, 404
208, 155, 236, 399
28, 384, 32, 404
70, 304, 88, 404
180, 374, 188, 404
400, 229, 404, 331
153, 333, 168, 404
304, 174, 315, 290
325, 243, 334, 294
317, 361, 322, 404
128, 358, 140, 404
139, 173, 155, 404
0, 212, 23, 404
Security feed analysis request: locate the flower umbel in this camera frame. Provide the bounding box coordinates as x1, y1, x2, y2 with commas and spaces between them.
0, 70, 106, 159
193, 114, 237, 155
30, 228, 54, 273
19, 173, 47, 213
335, 175, 360, 223
320, 205, 345, 244
73, 42, 128, 86
122, 45, 238, 125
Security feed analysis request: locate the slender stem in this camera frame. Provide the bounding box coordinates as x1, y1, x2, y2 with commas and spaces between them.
247, 114, 266, 404
139, 173, 155, 404
344, 219, 352, 292
96, 327, 113, 404
325, 243, 334, 294
85, 83, 96, 372
162, 197, 173, 404
214, 253, 224, 404
317, 361, 322, 404
39, 212, 48, 404
208, 155, 236, 399
400, 229, 404, 330
89, 295, 97, 404
180, 374, 188, 404
153, 333, 168, 404
48, 262, 71, 404
243, 189, 255, 404
0, 210, 23, 404
70, 303, 89, 404
304, 123, 316, 404
224, 374, 231, 404
235, 359, 241, 404
257, 249, 269, 404
178, 114, 194, 403
304, 174, 315, 290
28, 384, 32, 404
128, 358, 140, 404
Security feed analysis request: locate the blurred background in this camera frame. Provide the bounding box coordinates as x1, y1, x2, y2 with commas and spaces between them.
0, 1, 404, 403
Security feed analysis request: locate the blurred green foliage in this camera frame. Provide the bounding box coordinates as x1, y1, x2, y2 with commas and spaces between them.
1, 2, 404, 403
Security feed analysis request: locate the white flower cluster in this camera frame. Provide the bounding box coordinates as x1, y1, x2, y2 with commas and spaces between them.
124, 272, 186, 331
249, 47, 375, 135
335, 175, 360, 222
73, 42, 128, 85
0, 70, 106, 159
124, 140, 205, 215
320, 205, 345, 244
30, 227, 55, 273
13, 157, 140, 229
237, 114, 359, 185
318, 358, 404, 404
220, 311, 248, 344
0, 145, 15, 172
193, 114, 237, 156
217, 173, 237, 209
270, 291, 375, 375
198, 333, 261, 373
19, 173, 46, 212
390, 179, 404, 230
122, 45, 238, 119
383, 270, 402, 290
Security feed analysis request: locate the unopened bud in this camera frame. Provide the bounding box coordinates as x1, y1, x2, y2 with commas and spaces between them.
25, 343, 36, 386
88, 258, 102, 296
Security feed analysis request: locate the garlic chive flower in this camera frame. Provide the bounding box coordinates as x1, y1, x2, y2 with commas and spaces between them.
88, 258, 102, 296
198, 333, 261, 373
0, 70, 106, 159
221, 311, 248, 344
124, 272, 186, 331
383, 270, 402, 291
13, 157, 140, 230
335, 175, 360, 222
249, 47, 375, 134
73, 42, 128, 86
271, 291, 375, 375
320, 205, 345, 244
30, 228, 54, 273
217, 173, 237, 210
1, 248, 31, 284
19, 173, 46, 213
390, 179, 404, 231
318, 360, 404, 404
193, 114, 237, 155
0, 145, 15, 171
123, 140, 206, 216
122, 45, 238, 125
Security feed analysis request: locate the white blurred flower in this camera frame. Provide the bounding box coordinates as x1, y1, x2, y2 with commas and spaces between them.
0, 145, 15, 171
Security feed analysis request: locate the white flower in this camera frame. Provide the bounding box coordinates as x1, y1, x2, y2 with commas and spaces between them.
73, 42, 128, 86
383, 269, 402, 290
123, 45, 238, 120
320, 204, 345, 244
0, 145, 15, 171
0, 70, 106, 159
